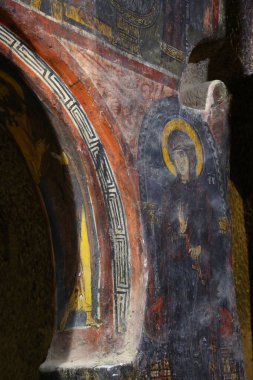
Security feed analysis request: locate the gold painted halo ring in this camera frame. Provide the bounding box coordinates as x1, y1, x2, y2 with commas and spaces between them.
161, 118, 203, 177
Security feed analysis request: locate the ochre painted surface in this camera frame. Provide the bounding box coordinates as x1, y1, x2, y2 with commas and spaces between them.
230, 181, 253, 380
0, 70, 48, 184
60, 206, 99, 331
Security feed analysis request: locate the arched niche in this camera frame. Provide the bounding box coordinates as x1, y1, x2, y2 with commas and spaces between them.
0, 58, 55, 380
0, 24, 146, 377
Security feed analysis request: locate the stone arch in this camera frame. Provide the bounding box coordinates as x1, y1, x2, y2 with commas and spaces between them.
0, 24, 146, 372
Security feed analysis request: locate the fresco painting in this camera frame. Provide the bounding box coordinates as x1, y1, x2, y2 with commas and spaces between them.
137, 97, 245, 379
0, 27, 141, 364
0, 0, 252, 379
0, 60, 101, 332
60, 205, 100, 330
0, 71, 48, 184
20, 0, 225, 75
58, 39, 174, 158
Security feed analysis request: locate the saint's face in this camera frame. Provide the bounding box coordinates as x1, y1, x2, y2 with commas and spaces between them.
173, 148, 189, 180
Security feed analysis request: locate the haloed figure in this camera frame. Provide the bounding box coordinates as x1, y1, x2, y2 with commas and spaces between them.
158, 126, 215, 378
140, 111, 244, 379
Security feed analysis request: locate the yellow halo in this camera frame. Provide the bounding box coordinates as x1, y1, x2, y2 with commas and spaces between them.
162, 118, 203, 177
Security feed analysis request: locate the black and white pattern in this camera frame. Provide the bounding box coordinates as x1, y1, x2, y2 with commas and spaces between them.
0, 24, 130, 334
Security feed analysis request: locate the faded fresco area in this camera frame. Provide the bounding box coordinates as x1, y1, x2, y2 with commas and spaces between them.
20, 0, 224, 75
0, 58, 104, 333
0, 0, 252, 379
137, 97, 245, 379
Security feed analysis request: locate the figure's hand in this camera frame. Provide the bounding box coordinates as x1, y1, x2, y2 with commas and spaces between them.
178, 203, 188, 234
189, 245, 202, 260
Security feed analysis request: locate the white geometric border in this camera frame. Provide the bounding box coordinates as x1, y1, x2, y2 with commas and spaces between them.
0, 24, 130, 334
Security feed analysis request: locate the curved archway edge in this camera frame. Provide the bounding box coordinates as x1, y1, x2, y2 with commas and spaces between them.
0, 24, 131, 334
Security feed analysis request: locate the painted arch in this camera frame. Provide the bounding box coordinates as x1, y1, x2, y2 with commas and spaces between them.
0, 24, 145, 354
